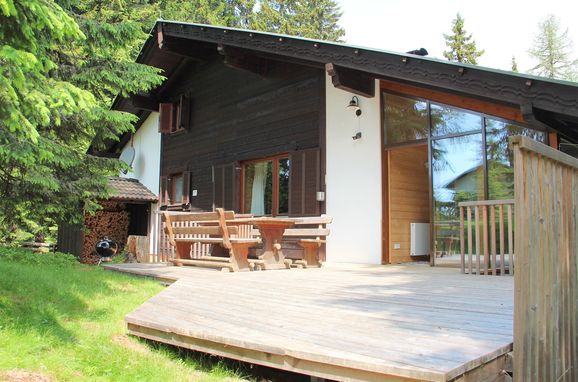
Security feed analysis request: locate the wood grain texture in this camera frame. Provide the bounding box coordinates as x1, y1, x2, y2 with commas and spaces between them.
387, 145, 429, 263
117, 263, 514, 382
511, 136, 578, 382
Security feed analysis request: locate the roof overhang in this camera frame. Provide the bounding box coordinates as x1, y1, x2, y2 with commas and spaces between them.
104, 20, 578, 152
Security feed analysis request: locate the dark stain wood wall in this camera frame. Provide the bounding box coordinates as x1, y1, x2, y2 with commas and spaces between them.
160, 57, 325, 213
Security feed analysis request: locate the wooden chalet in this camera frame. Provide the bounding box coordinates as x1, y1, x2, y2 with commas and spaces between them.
101, 20, 578, 267
89, 21, 578, 382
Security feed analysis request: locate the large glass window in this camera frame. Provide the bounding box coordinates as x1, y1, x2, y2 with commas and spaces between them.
486, 118, 545, 200
383, 93, 428, 145
431, 104, 483, 137
382, 90, 546, 266
432, 134, 484, 258
243, 156, 289, 216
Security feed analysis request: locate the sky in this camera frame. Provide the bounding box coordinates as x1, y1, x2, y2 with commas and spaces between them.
336, 0, 578, 73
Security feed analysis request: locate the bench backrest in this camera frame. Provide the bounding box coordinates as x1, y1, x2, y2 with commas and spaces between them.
162, 209, 236, 249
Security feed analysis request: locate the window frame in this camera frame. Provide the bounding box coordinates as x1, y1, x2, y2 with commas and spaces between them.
169, 172, 183, 205
240, 154, 289, 217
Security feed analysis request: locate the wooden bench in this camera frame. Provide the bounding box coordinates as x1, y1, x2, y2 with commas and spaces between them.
250, 215, 332, 268
163, 209, 260, 272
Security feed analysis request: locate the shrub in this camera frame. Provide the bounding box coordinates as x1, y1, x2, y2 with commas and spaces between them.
0, 246, 78, 267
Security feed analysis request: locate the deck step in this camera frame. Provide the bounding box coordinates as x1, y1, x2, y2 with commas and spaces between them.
197, 256, 231, 262
172, 258, 233, 270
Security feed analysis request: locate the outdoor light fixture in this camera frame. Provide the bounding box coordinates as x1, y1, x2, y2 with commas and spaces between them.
347, 96, 362, 117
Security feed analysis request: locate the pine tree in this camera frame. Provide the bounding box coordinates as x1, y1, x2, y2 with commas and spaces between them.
0, 0, 164, 241
443, 13, 484, 65
528, 14, 578, 80
252, 0, 344, 41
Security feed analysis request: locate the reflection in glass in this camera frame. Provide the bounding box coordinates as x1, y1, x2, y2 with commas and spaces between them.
431, 103, 483, 137
486, 118, 545, 200
244, 161, 273, 215
383, 93, 428, 145
432, 134, 484, 259
278, 158, 290, 214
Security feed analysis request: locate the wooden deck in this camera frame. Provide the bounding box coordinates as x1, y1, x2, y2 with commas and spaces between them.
105, 263, 514, 381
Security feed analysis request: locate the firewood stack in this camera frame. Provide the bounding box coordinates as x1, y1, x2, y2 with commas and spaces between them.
80, 201, 130, 264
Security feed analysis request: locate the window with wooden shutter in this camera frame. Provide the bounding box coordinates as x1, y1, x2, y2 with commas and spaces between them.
179, 95, 192, 131
212, 163, 240, 211
159, 103, 173, 134
289, 148, 321, 216
159, 175, 169, 206
182, 171, 191, 206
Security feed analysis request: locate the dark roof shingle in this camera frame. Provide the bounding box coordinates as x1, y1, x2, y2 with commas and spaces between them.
107, 177, 157, 202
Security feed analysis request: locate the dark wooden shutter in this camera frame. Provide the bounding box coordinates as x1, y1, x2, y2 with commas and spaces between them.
159, 103, 173, 134
182, 171, 191, 206
289, 148, 321, 217
159, 175, 169, 206
212, 163, 240, 211
179, 95, 192, 130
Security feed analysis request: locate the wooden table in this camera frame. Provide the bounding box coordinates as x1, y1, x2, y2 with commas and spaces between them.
243, 218, 296, 270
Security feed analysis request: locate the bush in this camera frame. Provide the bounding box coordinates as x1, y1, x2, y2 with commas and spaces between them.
0, 246, 78, 267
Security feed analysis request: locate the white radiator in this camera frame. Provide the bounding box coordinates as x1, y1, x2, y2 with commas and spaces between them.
410, 223, 430, 256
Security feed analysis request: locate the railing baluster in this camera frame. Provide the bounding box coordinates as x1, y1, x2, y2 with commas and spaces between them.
458, 199, 514, 276
460, 206, 465, 274
490, 205, 497, 276
475, 206, 481, 275
467, 206, 473, 274
499, 204, 505, 276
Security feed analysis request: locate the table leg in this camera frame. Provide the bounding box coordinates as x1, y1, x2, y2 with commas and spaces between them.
258, 227, 289, 270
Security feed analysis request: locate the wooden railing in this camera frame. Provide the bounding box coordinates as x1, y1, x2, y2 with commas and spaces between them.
458, 199, 515, 275
511, 136, 578, 381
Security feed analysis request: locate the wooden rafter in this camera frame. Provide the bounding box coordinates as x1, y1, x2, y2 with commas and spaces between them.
217, 44, 269, 76
325, 63, 375, 98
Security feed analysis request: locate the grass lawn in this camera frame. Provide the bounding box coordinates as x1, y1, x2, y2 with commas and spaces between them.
0, 248, 245, 382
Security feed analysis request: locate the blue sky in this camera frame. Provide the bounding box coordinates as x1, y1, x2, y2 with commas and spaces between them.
336, 0, 578, 73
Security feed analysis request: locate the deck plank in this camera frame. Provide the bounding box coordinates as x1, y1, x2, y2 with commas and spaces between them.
110, 263, 514, 382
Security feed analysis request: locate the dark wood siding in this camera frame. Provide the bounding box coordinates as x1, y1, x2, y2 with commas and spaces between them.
161, 58, 325, 213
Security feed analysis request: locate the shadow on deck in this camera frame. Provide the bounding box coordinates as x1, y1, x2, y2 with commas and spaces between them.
104, 263, 513, 382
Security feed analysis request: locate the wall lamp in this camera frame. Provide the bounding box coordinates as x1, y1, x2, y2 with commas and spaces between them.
347, 96, 362, 117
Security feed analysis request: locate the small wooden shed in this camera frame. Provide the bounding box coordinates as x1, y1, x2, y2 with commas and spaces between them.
57, 177, 157, 263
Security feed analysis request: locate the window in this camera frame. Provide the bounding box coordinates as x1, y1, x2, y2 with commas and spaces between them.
383, 93, 428, 145
242, 155, 290, 216
159, 95, 191, 134
171, 173, 183, 204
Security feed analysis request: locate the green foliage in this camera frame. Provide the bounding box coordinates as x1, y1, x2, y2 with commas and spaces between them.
0, 246, 77, 267
528, 14, 578, 80
0, 258, 244, 381
253, 0, 345, 41
160, 0, 345, 42
443, 13, 484, 65
0, 0, 164, 242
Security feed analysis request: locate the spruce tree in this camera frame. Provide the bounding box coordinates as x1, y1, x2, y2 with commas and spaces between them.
443, 13, 484, 65
528, 14, 578, 80
0, 0, 164, 241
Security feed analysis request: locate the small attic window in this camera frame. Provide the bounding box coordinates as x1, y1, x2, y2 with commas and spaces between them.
159, 95, 191, 134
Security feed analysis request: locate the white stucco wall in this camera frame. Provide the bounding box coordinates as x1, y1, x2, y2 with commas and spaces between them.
119, 112, 161, 196
325, 76, 383, 264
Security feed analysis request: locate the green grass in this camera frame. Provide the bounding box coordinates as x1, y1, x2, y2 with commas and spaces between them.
0, 248, 245, 381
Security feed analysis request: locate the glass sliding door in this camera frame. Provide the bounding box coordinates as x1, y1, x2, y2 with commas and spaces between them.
432, 134, 484, 264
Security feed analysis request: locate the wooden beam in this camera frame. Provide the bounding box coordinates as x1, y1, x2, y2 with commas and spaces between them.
217, 44, 269, 76
130, 95, 159, 112
381, 79, 525, 123
326, 63, 375, 98
157, 29, 215, 61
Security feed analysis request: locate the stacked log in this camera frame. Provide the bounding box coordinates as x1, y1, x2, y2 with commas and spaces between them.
80, 201, 130, 264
